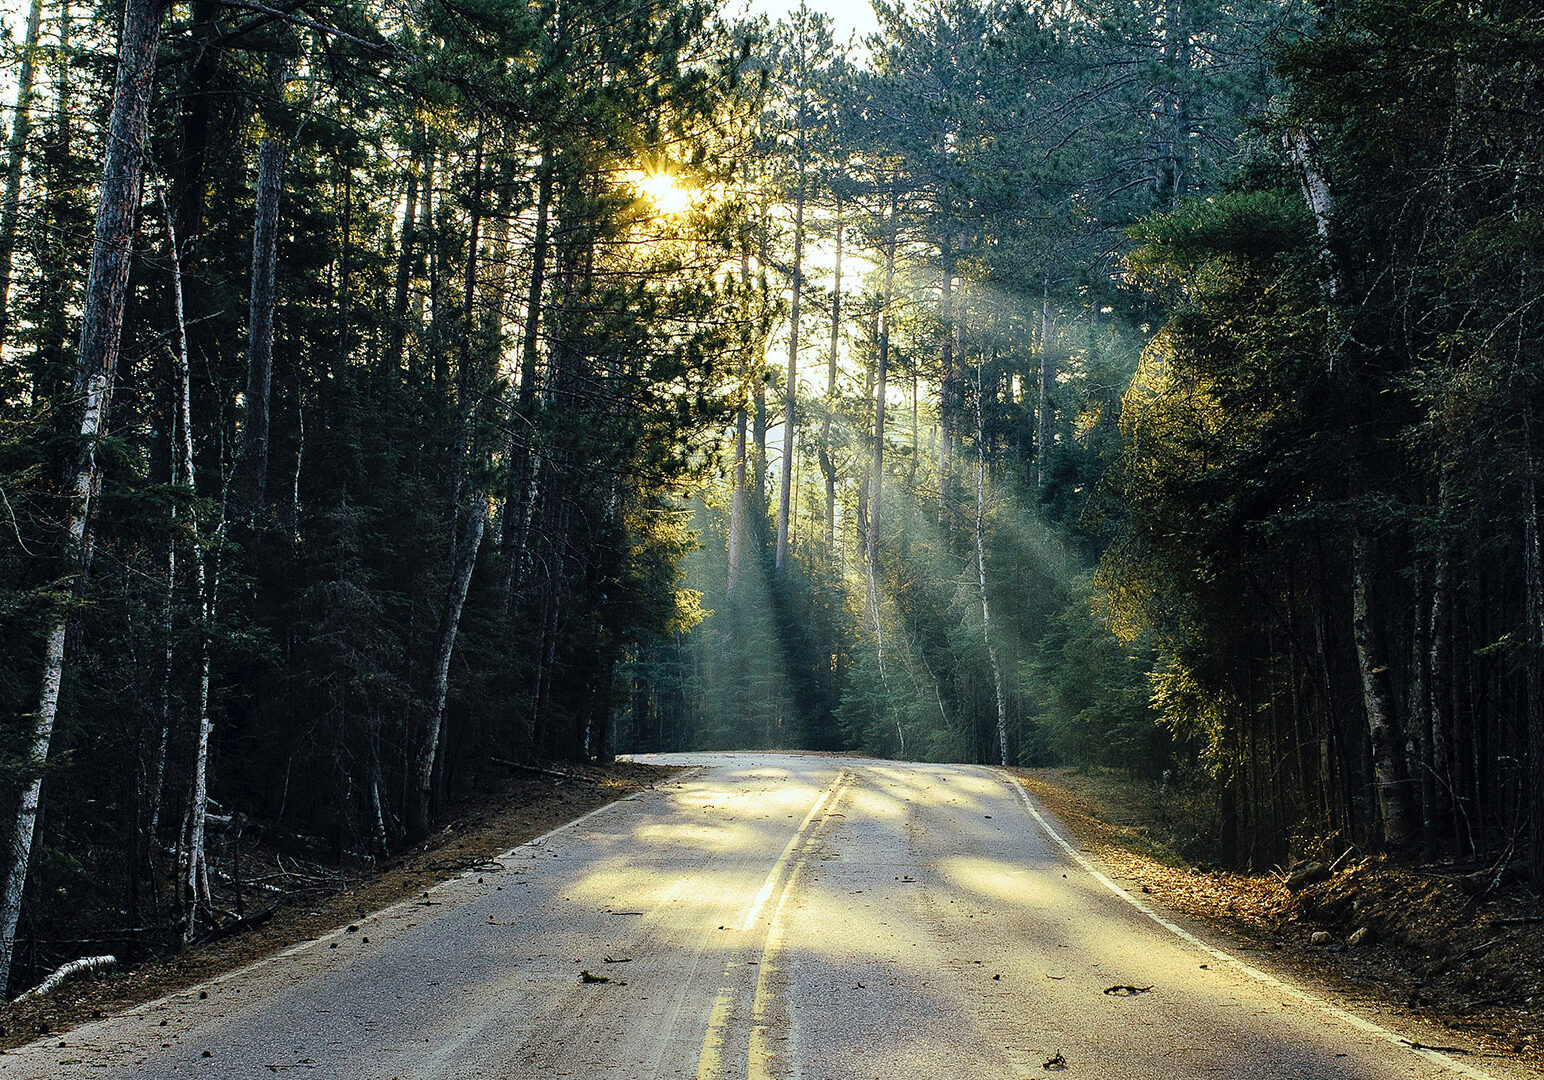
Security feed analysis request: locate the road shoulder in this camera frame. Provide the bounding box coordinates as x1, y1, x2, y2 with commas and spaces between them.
0, 761, 676, 1050
1009, 766, 1542, 1067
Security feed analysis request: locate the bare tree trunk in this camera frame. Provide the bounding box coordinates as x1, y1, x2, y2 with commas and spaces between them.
501, 152, 552, 611
160, 189, 214, 945
974, 359, 1010, 766
0, 0, 165, 993
938, 244, 954, 511
1285, 130, 1342, 310
870, 199, 896, 565
1419, 471, 1454, 860
869, 196, 901, 757
818, 200, 841, 557
727, 233, 753, 597
1351, 530, 1417, 850
415, 137, 490, 836
236, 71, 288, 515
1428, 537, 1453, 842
385, 141, 422, 379
776, 156, 805, 575
0, 0, 44, 355
728, 407, 747, 596
415, 502, 485, 837
1035, 271, 1053, 490
1159, 0, 1191, 204
903, 373, 916, 490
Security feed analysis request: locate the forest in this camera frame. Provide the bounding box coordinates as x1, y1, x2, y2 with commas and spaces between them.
0, 0, 1538, 997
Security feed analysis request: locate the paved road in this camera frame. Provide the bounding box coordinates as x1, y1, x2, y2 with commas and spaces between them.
0, 754, 1533, 1079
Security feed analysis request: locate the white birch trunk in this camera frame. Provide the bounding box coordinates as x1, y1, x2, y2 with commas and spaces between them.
415, 500, 486, 836
0, 0, 165, 992
164, 190, 215, 944
1284, 130, 1342, 305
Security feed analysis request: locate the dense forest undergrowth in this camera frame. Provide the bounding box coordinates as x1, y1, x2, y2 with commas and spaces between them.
0, 0, 1539, 1002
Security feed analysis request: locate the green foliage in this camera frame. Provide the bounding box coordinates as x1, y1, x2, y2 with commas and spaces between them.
1030, 580, 1169, 776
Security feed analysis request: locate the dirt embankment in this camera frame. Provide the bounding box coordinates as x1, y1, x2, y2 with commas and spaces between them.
1014, 767, 1543, 1061
0, 760, 676, 1050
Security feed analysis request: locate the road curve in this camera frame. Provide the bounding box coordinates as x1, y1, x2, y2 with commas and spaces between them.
0, 753, 1532, 1079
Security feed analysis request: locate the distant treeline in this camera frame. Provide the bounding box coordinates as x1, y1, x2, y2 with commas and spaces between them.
619, 0, 1544, 892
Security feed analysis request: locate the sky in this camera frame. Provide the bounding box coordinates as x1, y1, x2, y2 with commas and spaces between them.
739, 0, 881, 44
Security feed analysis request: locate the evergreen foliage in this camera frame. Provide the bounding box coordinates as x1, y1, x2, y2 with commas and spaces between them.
3, 0, 1541, 994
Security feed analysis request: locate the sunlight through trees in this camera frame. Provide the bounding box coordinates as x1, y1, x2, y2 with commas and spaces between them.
0, 0, 1539, 997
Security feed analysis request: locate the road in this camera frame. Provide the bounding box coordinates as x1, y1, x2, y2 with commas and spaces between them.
0, 753, 1532, 1079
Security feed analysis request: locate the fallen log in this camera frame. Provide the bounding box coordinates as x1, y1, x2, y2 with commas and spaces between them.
14, 954, 116, 1000
188, 903, 279, 948
489, 758, 599, 784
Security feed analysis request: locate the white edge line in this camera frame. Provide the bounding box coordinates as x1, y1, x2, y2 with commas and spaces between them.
995, 769, 1511, 1080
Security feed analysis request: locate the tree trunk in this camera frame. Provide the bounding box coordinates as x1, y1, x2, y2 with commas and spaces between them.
974, 360, 1010, 766
1351, 530, 1417, 850
160, 189, 214, 945
727, 230, 753, 597
236, 88, 288, 515
385, 140, 422, 378
775, 150, 805, 575
0, 0, 45, 355
415, 136, 491, 837
414, 501, 485, 838
819, 200, 841, 557
938, 244, 955, 511
1420, 471, 1454, 860
728, 406, 747, 596
1159, 0, 1191, 204
1285, 130, 1342, 307
0, 0, 165, 993
500, 151, 552, 610
868, 196, 901, 757
1035, 270, 1053, 491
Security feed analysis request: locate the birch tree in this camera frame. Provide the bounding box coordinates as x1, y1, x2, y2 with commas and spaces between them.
0, 0, 166, 990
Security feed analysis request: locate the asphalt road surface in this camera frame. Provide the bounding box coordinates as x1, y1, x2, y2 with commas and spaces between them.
0, 753, 1534, 1079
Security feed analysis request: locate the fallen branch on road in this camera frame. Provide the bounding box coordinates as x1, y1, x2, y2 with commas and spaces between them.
1400, 1039, 1471, 1055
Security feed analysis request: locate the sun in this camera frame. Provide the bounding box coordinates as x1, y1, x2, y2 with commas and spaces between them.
630, 169, 692, 216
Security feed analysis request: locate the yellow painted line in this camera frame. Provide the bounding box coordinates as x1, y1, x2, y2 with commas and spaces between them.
745, 907, 790, 1080
696, 770, 852, 1080
996, 769, 1511, 1080
695, 985, 736, 1080
748, 775, 850, 1080
741, 773, 848, 931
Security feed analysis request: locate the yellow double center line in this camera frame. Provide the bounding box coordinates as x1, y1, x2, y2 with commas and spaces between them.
697, 771, 852, 1080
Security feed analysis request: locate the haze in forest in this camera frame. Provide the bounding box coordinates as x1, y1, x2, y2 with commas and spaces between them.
0, 0, 1535, 1006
